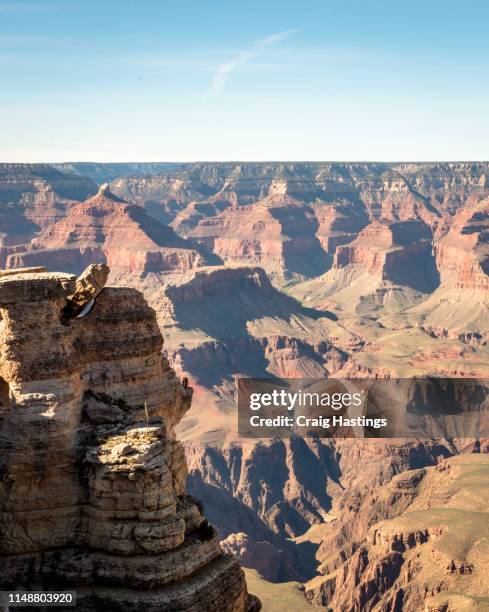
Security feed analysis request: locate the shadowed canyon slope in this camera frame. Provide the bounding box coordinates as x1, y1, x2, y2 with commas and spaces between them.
304, 453, 489, 611
1, 161, 489, 609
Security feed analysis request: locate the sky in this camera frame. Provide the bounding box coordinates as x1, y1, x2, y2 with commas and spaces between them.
0, 0, 488, 162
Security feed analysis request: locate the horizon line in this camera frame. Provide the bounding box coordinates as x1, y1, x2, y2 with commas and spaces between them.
2, 159, 489, 165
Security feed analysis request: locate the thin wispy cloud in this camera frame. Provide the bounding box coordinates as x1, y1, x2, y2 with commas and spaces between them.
203, 29, 298, 98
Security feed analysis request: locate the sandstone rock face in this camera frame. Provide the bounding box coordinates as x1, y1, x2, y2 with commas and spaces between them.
0, 266, 254, 611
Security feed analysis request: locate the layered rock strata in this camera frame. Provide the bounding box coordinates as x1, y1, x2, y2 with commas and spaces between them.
6, 184, 209, 275
0, 266, 255, 611
2, 162, 489, 602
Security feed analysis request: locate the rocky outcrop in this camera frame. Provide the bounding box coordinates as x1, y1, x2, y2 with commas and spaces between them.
0, 266, 256, 611
61, 262, 110, 320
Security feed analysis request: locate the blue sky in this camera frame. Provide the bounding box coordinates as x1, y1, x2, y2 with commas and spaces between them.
1, 0, 488, 162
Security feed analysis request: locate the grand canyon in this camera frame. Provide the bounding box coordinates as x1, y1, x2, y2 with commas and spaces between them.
1, 161, 489, 611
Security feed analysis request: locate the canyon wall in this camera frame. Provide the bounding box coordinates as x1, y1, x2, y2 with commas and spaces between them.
2, 161, 489, 609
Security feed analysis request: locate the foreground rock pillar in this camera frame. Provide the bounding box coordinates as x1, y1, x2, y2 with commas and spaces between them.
0, 266, 256, 611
